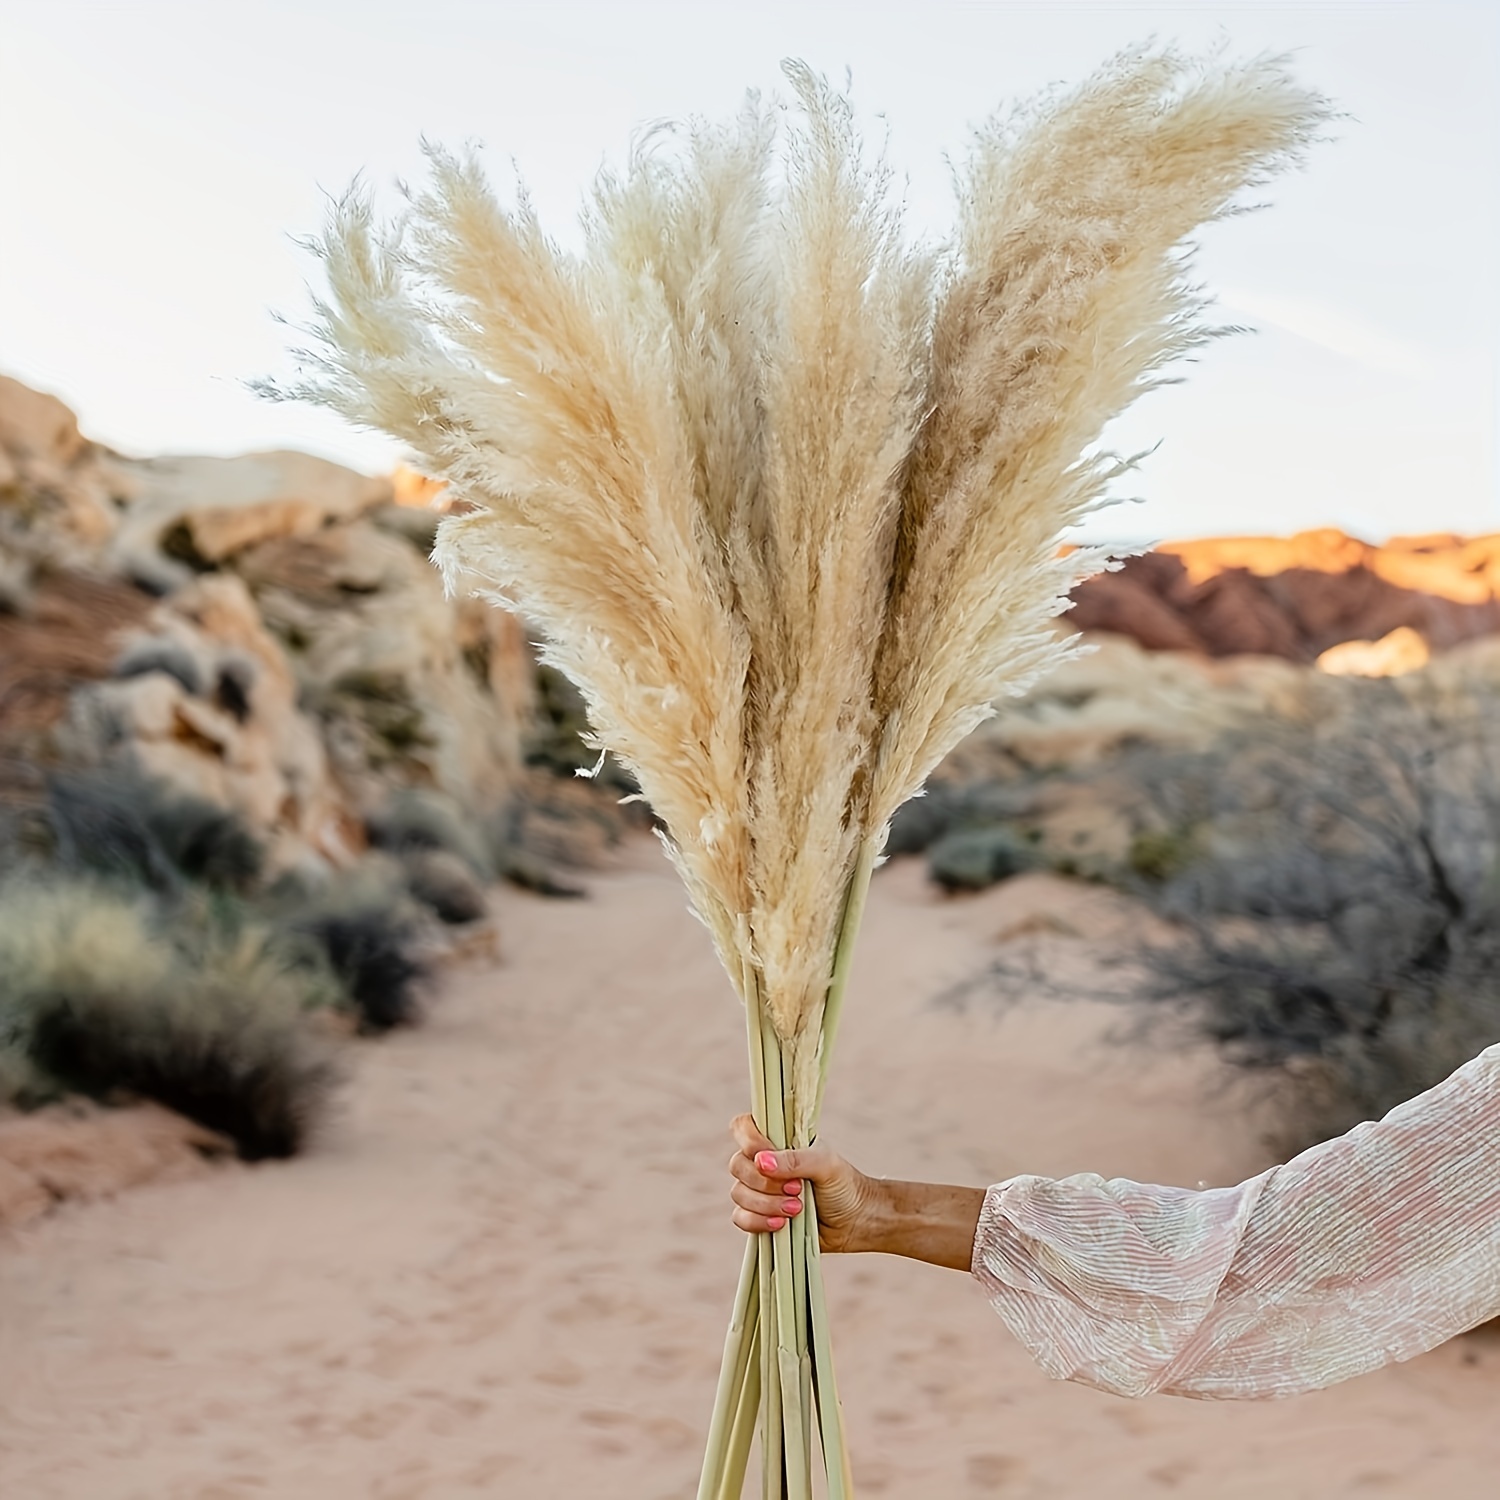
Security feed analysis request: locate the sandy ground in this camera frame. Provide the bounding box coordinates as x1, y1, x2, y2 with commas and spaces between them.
3, 843, 1500, 1499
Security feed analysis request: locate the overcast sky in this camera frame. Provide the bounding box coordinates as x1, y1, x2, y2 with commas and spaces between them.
2, 1, 1495, 542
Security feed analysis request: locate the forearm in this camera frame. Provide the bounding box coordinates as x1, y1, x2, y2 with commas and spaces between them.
971, 1040, 1500, 1399
852, 1178, 986, 1271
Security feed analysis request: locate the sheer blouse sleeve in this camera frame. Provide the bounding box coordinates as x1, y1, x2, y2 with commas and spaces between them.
970, 1042, 1500, 1399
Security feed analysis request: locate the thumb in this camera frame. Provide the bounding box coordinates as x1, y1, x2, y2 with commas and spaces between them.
754, 1146, 834, 1184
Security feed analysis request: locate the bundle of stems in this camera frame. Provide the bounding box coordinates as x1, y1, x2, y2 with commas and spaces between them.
278, 47, 1329, 1495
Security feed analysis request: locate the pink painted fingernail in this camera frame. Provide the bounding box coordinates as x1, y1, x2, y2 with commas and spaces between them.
767, 1216, 786, 1231
784, 1180, 802, 1195
755, 1152, 778, 1176
782, 1200, 802, 1216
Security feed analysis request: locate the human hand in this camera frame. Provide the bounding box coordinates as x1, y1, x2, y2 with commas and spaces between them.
727, 1115, 986, 1271
727, 1114, 879, 1253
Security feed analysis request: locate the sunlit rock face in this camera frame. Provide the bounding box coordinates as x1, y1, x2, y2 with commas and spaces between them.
1317, 626, 1431, 679
1069, 530, 1500, 662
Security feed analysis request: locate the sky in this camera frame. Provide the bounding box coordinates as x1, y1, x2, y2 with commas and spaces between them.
1, 0, 1496, 543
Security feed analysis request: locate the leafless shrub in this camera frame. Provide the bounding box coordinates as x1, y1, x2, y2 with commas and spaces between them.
1128, 677, 1500, 1153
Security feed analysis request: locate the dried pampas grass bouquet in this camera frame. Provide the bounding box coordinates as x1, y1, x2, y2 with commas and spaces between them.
279, 47, 1329, 1496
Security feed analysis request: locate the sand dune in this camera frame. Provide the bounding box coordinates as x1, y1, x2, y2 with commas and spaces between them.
2, 843, 1498, 1498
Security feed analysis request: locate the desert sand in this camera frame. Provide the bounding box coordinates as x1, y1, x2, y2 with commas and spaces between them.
3, 843, 1499, 1499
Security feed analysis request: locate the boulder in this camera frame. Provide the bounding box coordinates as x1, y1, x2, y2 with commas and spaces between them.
232, 517, 528, 815
0, 374, 126, 560
928, 826, 1041, 892
109, 449, 392, 583
65, 573, 361, 873
1317, 626, 1431, 679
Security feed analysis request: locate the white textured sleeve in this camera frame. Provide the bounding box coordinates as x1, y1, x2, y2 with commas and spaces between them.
971, 1042, 1500, 1399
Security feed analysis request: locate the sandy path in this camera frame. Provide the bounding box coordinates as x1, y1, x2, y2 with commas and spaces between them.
3, 844, 1499, 1499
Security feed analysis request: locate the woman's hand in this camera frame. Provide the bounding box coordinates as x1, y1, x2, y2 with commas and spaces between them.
727, 1114, 879, 1253
727, 1115, 988, 1272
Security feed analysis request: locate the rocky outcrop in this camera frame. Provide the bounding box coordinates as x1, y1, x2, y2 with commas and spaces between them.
1317, 626, 1430, 679
109, 450, 392, 587
230, 508, 533, 815
940, 631, 1311, 782
0, 375, 131, 576
1069, 531, 1500, 662
0, 374, 536, 877
64, 574, 361, 873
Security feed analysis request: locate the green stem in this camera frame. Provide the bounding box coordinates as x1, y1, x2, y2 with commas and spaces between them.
759, 1227, 783, 1500
790, 1141, 812, 1478
761, 1017, 809, 1500
805, 1183, 853, 1499
815, 838, 880, 1121
701, 838, 878, 1498
697, 1238, 761, 1500
717, 1306, 761, 1500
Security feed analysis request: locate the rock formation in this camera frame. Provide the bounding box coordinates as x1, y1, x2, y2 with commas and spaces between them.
1069, 530, 1500, 662
0, 375, 536, 876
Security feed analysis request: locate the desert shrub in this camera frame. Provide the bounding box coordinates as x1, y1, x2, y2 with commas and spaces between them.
401, 847, 488, 924
0, 878, 336, 1157
1127, 678, 1500, 1154
275, 864, 427, 1033
366, 787, 492, 875
928, 825, 1041, 892
48, 767, 263, 893
1125, 824, 1202, 884
0, 1040, 51, 1109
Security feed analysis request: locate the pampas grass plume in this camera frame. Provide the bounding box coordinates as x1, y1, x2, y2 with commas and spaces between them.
280, 45, 1332, 1494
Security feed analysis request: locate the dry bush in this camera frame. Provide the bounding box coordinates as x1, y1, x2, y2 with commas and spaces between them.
401, 847, 488, 925
47, 766, 263, 894
272, 864, 428, 1033
365, 786, 492, 875
1126, 679, 1500, 1154
0, 878, 338, 1157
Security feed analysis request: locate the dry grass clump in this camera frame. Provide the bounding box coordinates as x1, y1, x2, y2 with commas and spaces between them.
279, 46, 1330, 1497
0, 877, 338, 1158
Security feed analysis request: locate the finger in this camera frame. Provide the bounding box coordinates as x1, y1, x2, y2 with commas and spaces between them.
731, 1183, 804, 1218
730, 1113, 774, 1157
733, 1206, 787, 1235
753, 1146, 832, 1185
729, 1150, 795, 1196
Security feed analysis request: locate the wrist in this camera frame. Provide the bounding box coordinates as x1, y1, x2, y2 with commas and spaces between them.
852, 1177, 985, 1271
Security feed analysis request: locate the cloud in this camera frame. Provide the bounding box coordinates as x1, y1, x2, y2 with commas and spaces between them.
1218, 288, 1438, 381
